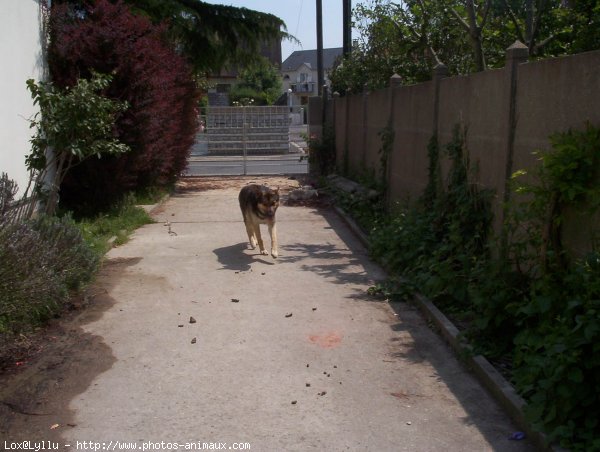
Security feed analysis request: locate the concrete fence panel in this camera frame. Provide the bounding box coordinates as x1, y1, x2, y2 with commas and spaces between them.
389, 81, 435, 203
322, 46, 600, 254
346, 94, 365, 176
334, 95, 347, 171
364, 88, 391, 177
513, 51, 600, 174
513, 51, 600, 255
437, 68, 509, 230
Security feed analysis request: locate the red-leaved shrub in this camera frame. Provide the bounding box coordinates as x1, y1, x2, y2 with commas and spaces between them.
48, 0, 199, 212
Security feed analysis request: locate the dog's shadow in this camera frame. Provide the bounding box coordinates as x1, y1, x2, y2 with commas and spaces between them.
213, 242, 275, 272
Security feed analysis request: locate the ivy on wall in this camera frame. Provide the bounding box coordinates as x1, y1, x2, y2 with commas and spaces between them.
334, 122, 600, 451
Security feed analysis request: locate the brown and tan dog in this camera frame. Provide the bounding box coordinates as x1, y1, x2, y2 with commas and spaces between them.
238, 184, 279, 258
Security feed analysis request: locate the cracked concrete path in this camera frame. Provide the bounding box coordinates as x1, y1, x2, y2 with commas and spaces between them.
1, 177, 535, 451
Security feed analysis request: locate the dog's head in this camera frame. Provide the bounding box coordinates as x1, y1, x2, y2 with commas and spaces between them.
257, 186, 280, 219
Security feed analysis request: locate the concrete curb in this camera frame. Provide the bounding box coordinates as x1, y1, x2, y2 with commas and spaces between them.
332, 205, 556, 452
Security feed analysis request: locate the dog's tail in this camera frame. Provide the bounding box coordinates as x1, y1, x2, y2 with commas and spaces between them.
238, 186, 249, 222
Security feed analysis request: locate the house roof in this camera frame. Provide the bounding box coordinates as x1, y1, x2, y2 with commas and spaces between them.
282, 47, 343, 72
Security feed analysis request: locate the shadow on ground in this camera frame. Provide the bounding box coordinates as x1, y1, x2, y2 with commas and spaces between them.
0, 257, 139, 443
213, 242, 276, 272
275, 206, 534, 450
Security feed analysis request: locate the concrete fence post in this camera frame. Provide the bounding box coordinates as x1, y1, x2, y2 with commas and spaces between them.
502, 41, 529, 198
321, 85, 329, 127
362, 83, 369, 169
432, 63, 449, 137
333, 91, 340, 171
344, 88, 352, 174
500, 41, 529, 254
389, 74, 402, 123
430, 63, 449, 198
386, 74, 402, 203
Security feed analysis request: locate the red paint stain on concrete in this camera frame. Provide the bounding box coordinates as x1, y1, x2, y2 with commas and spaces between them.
308, 332, 343, 348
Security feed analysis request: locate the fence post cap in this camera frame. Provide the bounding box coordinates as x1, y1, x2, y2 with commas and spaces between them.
506, 41, 529, 61
433, 63, 449, 78
390, 74, 402, 87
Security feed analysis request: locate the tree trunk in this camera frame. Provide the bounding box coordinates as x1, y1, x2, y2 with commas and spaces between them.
44, 151, 67, 216
466, 0, 486, 71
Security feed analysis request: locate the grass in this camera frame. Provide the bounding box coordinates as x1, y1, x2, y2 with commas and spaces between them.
134, 185, 172, 206
75, 193, 155, 256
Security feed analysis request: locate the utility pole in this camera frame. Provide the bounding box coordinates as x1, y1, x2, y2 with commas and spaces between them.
316, 0, 324, 96
343, 0, 352, 57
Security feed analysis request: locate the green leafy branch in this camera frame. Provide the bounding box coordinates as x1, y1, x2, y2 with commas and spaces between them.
26, 71, 130, 215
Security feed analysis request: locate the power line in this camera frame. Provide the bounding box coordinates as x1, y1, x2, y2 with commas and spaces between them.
294, 0, 303, 47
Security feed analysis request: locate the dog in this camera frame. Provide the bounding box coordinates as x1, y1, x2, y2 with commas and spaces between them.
239, 184, 279, 258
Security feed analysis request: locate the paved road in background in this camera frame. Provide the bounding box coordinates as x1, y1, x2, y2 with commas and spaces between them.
185, 154, 308, 176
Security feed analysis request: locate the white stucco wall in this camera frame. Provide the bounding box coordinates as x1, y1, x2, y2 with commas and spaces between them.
0, 1, 46, 197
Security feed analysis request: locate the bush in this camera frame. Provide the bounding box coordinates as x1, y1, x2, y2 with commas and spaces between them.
230, 56, 282, 106
512, 254, 600, 450
26, 72, 130, 215
0, 214, 99, 336
488, 124, 600, 450
48, 0, 200, 213
229, 85, 265, 106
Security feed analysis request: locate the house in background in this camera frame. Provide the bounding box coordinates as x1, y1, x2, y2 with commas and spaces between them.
207, 38, 282, 106
1, 0, 47, 197
281, 47, 343, 107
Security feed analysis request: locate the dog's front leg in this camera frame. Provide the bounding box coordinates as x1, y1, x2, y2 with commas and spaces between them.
268, 222, 278, 258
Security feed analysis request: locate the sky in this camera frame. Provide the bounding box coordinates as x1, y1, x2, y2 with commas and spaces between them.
204, 1, 353, 61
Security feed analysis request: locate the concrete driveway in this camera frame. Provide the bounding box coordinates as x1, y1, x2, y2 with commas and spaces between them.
1, 177, 534, 452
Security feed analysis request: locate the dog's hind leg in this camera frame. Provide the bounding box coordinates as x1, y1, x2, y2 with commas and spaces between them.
244, 220, 258, 249
252, 222, 268, 255
241, 211, 258, 249
268, 222, 278, 258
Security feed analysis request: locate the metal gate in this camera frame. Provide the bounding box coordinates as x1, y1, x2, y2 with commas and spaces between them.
185, 106, 308, 176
